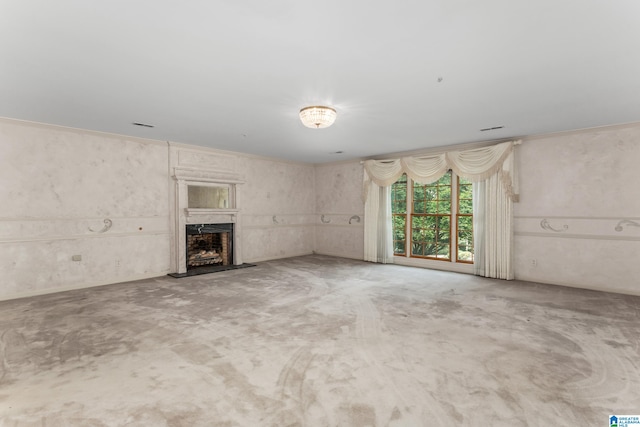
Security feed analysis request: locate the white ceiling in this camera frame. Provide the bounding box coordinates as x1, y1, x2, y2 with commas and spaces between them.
1, 1, 639, 163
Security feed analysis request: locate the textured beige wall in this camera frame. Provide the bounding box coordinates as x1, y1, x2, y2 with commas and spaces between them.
238, 156, 316, 262
0, 119, 317, 300
314, 161, 365, 260
514, 123, 640, 295
0, 119, 171, 299
2, 117, 638, 299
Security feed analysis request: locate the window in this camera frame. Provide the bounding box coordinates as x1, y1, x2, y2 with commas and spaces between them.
392, 171, 473, 264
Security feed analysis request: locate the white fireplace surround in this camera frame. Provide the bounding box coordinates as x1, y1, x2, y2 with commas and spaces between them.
172, 167, 245, 274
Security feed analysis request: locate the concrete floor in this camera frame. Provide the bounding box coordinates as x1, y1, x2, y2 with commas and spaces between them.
1, 255, 639, 426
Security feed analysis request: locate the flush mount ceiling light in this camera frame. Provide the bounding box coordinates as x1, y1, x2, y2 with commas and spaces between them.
299, 106, 337, 129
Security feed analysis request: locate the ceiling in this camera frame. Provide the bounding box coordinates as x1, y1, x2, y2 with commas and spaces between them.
1, 1, 640, 163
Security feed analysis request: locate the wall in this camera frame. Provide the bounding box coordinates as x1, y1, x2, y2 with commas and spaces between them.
240, 156, 316, 262
314, 161, 365, 260
514, 123, 640, 295
2, 117, 638, 299
0, 119, 318, 300
313, 122, 640, 296
0, 119, 171, 300
168, 143, 317, 264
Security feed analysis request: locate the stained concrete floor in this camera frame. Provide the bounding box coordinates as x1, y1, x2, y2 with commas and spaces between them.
1, 255, 639, 426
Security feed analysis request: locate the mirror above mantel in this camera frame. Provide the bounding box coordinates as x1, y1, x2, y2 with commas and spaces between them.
188, 184, 233, 209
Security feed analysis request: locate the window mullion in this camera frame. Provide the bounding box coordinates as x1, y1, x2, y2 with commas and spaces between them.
405, 178, 413, 258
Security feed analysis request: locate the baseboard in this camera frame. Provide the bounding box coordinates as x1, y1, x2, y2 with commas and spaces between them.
312, 250, 363, 261
393, 257, 475, 275
0, 271, 171, 302
244, 251, 314, 264
514, 274, 640, 297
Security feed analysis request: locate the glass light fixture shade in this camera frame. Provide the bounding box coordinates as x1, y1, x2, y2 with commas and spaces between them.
299, 106, 337, 129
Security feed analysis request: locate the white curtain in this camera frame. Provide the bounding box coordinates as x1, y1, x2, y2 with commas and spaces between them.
473, 172, 513, 279
363, 178, 394, 263
363, 140, 519, 279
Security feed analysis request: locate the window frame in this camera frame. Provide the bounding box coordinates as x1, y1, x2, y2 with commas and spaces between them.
392, 171, 474, 272
409, 173, 452, 261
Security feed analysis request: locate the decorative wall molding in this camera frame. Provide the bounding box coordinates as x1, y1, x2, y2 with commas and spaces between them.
0, 117, 169, 147
88, 218, 113, 233
316, 213, 365, 226
0, 231, 171, 244
540, 218, 568, 233
241, 214, 315, 228
515, 232, 640, 242
615, 219, 640, 232
177, 150, 237, 173
0, 217, 169, 242
516, 215, 640, 220
515, 216, 640, 242
315, 223, 364, 229
243, 223, 313, 230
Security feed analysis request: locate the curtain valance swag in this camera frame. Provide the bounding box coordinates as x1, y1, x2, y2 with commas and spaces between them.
363, 140, 519, 200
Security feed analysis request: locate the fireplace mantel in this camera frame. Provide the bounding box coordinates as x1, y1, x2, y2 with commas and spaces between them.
185, 208, 239, 218
171, 166, 245, 274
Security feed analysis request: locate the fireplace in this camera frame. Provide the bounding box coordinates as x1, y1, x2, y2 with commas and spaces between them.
170, 164, 245, 276
186, 223, 233, 270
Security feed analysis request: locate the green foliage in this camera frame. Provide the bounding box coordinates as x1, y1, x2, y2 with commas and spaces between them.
391, 171, 473, 262
392, 214, 406, 255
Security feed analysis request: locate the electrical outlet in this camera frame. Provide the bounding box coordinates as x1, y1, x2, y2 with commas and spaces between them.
531, 259, 537, 267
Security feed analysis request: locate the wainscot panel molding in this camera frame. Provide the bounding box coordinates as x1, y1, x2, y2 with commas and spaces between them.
243, 214, 316, 228
314, 226, 364, 261
241, 227, 314, 262
0, 234, 171, 301
514, 236, 640, 296
0, 216, 169, 242
514, 216, 640, 242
